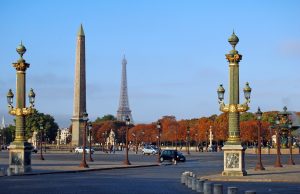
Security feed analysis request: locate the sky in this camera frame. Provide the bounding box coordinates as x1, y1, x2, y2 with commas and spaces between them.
1, 0, 300, 128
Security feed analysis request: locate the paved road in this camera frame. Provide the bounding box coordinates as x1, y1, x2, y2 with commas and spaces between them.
0, 150, 299, 194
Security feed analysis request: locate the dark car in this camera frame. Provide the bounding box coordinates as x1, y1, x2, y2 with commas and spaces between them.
159, 149, 186, 162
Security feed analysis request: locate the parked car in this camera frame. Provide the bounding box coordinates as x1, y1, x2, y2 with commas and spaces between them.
74, 146, 94, 154
142, 145, 158, 155
159, 149, 186, 162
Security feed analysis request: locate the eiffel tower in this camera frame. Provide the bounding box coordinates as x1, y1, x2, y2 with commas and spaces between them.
116, 55, 133, 122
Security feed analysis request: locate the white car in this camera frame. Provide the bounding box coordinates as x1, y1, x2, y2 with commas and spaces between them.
142, 146, 158, 155
74, 146, 94, 154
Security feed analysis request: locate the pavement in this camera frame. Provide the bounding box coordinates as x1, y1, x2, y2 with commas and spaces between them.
1, 150, 299, 184
200, 164, 300, 183
0, 153, 159, 176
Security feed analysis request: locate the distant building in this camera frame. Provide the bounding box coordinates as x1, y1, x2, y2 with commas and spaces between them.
0, 116, 6, 130
57, 128, 71, 144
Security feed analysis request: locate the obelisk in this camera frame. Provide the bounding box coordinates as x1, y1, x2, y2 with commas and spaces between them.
71, 24, 86, 146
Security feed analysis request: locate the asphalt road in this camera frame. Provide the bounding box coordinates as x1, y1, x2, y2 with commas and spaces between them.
0, 151, 299, 194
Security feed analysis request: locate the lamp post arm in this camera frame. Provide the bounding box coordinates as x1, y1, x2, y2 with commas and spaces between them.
219, 102, 229, 112
237, 103, 250, 112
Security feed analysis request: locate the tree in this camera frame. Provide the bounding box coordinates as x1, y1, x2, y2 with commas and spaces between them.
1, 125, 15, 145
240, 112, 255, 121
25, 110, 59, 142
94, 114, 116, 123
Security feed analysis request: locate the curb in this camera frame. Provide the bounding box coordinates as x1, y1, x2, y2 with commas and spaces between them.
1, 164, 160, 177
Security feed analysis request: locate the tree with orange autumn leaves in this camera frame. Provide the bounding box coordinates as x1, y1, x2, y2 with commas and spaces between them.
89, 111, 286, 146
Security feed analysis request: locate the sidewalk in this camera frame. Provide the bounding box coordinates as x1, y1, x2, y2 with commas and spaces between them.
0, 151, 159, 176
24, 161, 159, 176
201, 165, 300, 183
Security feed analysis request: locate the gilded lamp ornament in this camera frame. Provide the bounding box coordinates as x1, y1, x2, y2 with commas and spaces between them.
7, 88, 36, 116
217, 82, 251, 113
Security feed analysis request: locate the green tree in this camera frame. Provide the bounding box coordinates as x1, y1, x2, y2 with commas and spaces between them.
1, 125, 15, 145
94, 114, 116, 123
25, 110, 59, 142
240, 112, 255, 121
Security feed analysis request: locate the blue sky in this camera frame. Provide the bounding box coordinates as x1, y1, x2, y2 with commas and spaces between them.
1, 0, 300, 127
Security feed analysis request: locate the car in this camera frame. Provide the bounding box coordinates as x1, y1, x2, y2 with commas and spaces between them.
142, 145, 158, 155
159, 149, 186, 162
74, 146, 94, 154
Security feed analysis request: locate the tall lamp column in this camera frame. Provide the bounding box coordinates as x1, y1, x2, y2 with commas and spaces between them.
254, 107, 264, 170
287, 122, 295, 165
217, 32, 251, 176
157, 121, 162, 163
79, 112, 89, 168
187, 126, 190, 155
123, 115, 131, 165
39, 121, 45, 160
7, 42, 36, 174
88, 122, 93, 162
274, 116, 282, 167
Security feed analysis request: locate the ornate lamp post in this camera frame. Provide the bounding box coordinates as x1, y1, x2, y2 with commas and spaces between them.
79, 112, 88, 168
39, 122, 45, 160
123, 115, 131, 165
88, 122, 93, 162
217, 32, 251, 176
7, 42, 36, 174
205, 129, 209, 152
132, 133, 138, 154
287, 120, 295, 165
186, 126, 190, 155
277, 106, 294, 165
274, 116, 282, 167
157, 120, 162, 163
254, 107, 264, 170
195, 133, 198, 152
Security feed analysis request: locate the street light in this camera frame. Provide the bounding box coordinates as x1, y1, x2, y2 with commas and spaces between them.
157, 120, 162, 163
6, 42, 36, 174
79, 112, 89, 168
88, 122, 93, 162
287, 120, 295, 165
205, 129, 209, 152
123, 115, 131, 165
254, 107, 265, 171
132, 133, 138, 154
186, 126, 190, 155
217, 32, 251, 176
274, 116, 282, 167
39, 121, 45, 160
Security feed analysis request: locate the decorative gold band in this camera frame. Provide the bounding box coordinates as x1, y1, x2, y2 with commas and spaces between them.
9, 107, 35, 116
220, 103, 249, 113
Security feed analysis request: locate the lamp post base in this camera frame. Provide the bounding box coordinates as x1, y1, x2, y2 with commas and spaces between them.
8, 141, 32, 175
89, 157, 94, 162
287, 159, 295, 165
255, 163, 265, 171
123, 160, 131, 165
222, 145, 247, 176
79, 161, 89, 168
274, 157, 283, 167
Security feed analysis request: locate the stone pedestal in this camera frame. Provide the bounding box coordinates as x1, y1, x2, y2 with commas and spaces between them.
222, 144, 247, 176
8, 142, 32, 174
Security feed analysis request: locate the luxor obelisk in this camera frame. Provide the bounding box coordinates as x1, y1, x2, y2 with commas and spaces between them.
71, 24, 87, 146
